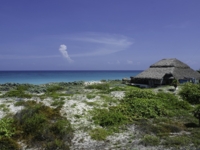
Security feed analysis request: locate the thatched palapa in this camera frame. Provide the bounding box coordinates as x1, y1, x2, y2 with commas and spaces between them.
131, 58, 200, 86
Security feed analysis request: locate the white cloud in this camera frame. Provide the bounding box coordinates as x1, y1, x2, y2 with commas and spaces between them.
69, 33, 133, 57
127, 60, 133, 64
164, 22, 191, 29
59, 44, 73, 63
0, 54, 60, 59
108, 60, 121, 65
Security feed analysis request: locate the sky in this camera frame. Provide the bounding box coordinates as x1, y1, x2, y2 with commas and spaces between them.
0, 0, 200, 70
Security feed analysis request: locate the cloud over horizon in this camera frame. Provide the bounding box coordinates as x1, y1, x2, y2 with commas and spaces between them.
69, 33, 133, 57
59, 44, 73, 63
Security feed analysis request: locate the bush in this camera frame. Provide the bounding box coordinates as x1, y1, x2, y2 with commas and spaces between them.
0, 118, 15, 138
46, 85, 63, 93
85, 83, 110, 91
0, 137, 20, 150
14, 100, 37, 107
163, 136, 190, 147
45, 139, 69, 150
1, 84, 33, 98
92, 108, 127, 127
122, 98, 168, 119
141, 134, 160, 146
51, 99, 65, 107
179, 83, 200, 104
125, 89, 156, 100
89, 128, 111, 141
193, 104, 200, 126
13, 101, 73, 149
3, 90, 32, 98
157, 92, 191, 110
86, 94, 96, 99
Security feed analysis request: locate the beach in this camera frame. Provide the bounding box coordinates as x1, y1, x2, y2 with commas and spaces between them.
0, 80, 199, 150
0, 80, 136, 149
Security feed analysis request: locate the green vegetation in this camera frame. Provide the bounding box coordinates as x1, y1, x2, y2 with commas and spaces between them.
140, 135, 160, 146
92, 108, 127, 128
0, 118, 15, 139
100, 95, 117, 103
0, 117, 19, 150
86, 94, 96, 99
83, 100, 98, 106
40, 84, 71, 100
88, 85, 198, 149
2, 89, 32, 98
1, 81, 200, 149
85, 83, 110, 93
193, 104, 200, 126
1, 101, 73, 149
0, 137, 20, 150
0, 104, 9, 112
179, 82, 200, 104
89, 128, 111, 141
46, 85, 64, 93
51, 98, 66, 107
171, 79, 178, 90
163, 136, 190, 148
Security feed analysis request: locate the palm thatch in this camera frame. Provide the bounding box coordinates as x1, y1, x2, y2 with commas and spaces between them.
131, 58, 200, 85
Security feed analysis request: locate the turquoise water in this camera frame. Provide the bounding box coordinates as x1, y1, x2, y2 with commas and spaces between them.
0, 70, 142, 85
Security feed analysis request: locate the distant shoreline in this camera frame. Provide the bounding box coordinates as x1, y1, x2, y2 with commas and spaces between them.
0, 70, 141, 85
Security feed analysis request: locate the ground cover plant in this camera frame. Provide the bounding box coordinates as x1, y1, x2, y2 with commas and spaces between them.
85, 83, 110, 93
1, 81, 200, 149
1, 85, 32, 98
88, 85, 200, 149
179, 82, 200, 104
0, 100, 73, 149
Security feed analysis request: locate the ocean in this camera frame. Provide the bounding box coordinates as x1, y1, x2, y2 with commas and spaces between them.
0, 70, 142, 85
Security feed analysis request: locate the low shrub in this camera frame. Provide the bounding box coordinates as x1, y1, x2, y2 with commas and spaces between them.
122, 98, 168, 119
45, 139, 69, 150
0, 118, 15, 139
157, 92, 191, 110
0, 104, 9, 112
84, 101, 98, 106
191, 129, 200, 146
51, 99, 65, 107
13, 101, 73, 149
46, 85, 63, 93
1, 84, 33, 98
100, 95, 117, 103
86, 94, 96, 99
91, 108, 127, 128
0, 137, 20, 150
14, 100, 36, 107
179, 83, 200, 104
89, 128, 111, 141
109, 86, 125, 92
3, 90, 32, 98
85, 83, 110, 91
140, 134, 160, 146
163, 136, 190, 147
125, 89, 156, 100
193, 104, 200, 126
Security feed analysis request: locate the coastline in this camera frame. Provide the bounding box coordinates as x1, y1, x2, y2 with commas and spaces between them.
0, 70, 141, 84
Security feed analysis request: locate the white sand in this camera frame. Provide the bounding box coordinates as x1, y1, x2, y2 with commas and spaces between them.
84, 81, 102, 86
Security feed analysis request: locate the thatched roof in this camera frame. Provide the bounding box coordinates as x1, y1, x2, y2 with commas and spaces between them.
150, 58, 190, 68
133, 58, 200, 80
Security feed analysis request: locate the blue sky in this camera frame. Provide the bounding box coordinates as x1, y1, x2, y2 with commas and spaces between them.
0, 0, 200, 70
